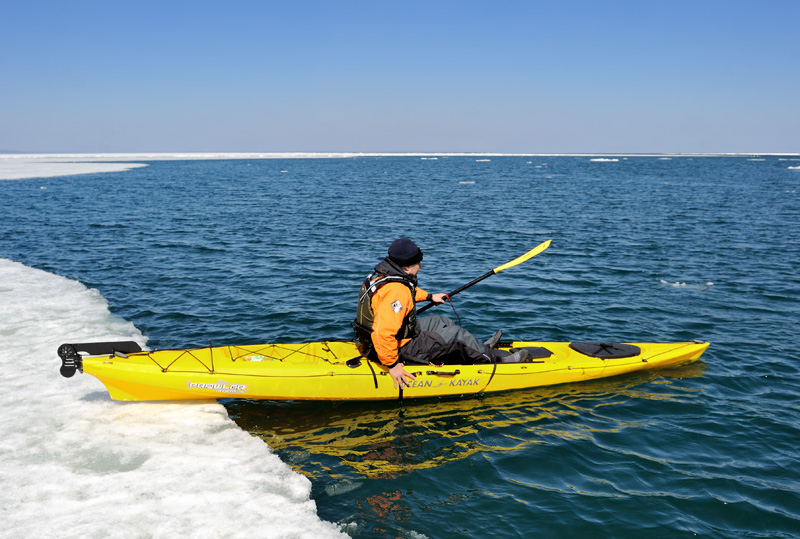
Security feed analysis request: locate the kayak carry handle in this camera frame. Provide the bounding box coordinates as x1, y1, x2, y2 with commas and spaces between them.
426, 369, 461, 376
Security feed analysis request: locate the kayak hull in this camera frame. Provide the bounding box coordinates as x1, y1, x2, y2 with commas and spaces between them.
66, 340, 710, 402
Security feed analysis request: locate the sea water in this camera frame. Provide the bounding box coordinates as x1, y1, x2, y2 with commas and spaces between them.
1, 155, 799, 538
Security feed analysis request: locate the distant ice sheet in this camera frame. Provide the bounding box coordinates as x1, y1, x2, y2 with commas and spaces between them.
0, 156, 148, 180
0, 259, 348, 538
4, 153, 800, 181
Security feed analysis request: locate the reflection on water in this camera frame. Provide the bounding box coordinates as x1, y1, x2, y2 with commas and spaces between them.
225, 362, 706, 480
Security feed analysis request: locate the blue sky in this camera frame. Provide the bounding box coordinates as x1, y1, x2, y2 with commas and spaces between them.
1, 0, 798, 153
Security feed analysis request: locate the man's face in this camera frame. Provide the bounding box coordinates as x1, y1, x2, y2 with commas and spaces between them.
404, 262, 421, 276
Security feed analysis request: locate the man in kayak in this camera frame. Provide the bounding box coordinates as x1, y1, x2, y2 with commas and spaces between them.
354, 238, 527, 388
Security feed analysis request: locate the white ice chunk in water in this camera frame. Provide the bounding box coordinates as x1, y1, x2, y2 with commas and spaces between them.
0, 258, 347, 538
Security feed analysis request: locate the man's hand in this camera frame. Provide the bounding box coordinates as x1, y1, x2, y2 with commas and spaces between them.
430, 293, 448, 304
389, 363, 416, 389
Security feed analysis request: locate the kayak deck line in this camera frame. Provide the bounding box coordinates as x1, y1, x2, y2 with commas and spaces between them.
58, 339, 710, 402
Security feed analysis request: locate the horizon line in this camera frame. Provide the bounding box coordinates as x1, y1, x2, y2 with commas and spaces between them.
2, 151, 799, 160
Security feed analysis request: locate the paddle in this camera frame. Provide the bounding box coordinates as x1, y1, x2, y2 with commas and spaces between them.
417, 239, 552, 314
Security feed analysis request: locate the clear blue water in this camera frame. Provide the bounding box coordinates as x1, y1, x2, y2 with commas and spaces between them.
2, 156, 799, 537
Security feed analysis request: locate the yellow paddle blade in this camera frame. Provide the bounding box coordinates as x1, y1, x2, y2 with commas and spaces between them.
492, 239, 551, 273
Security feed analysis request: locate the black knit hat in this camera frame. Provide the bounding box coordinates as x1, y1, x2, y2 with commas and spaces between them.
388, 238, 423, 266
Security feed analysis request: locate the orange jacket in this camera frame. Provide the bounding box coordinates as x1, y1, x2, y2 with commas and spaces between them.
371, 281, 429, 366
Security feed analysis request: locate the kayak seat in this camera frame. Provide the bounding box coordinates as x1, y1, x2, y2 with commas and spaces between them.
569, 342, 641, 359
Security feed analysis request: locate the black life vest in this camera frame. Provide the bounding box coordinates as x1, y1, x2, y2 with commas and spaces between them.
352, 258, 420, 356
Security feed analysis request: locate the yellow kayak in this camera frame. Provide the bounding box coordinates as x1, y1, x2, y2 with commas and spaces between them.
58, 339, 709, 402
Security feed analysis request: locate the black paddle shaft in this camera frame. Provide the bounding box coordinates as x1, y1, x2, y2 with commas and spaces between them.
417, 269, 495, 314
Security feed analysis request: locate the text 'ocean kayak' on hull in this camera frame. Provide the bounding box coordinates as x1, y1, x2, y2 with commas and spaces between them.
58, 339, 710, 402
